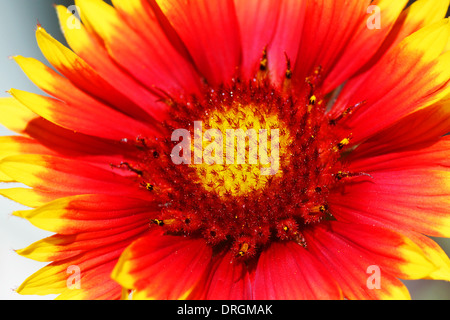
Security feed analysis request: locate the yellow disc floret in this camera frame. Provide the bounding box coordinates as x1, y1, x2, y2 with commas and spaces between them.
190, 102, 291, 198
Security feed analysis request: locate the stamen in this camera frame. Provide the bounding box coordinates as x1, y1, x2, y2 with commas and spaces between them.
334, 171, 373, 181
329, 100, 367, 126
259, 46, 268, 72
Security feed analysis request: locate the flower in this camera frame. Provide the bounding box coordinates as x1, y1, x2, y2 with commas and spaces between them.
1, 0, 450, 300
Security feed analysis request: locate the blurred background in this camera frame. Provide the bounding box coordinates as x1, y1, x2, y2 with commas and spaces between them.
0, 0, 449, 300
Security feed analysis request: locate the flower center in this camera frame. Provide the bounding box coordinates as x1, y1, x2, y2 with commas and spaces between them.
121, 77, 367, 260
190, 103, 291, 198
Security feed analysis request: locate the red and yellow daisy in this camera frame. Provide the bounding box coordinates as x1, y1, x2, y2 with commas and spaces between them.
1, 0, 450, 300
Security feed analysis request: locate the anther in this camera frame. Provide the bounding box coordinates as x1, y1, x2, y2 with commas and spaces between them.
151, 219, 164, 226
141, 181, 154, 191
238, 242, 249, 256
309, 204, 328, 215
285, 53, 292, 79
259, 47, 268, 71
334, 134, 352, 152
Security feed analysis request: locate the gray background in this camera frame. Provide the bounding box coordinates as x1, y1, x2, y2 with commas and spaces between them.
0, 0, 449, 300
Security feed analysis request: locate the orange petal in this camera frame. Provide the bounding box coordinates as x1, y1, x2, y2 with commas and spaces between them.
0, 155, 147, 199
55, 5, 168, 122
112, 229, 213, 299
76, 0, 201, 95
36, 26, 155, 123
304, 223, 411, 299
348, 99, 450, 160
13, 194, 156, 235
332, 19, 450, 144
16, 241, 128, 299
11, 56, 160, 140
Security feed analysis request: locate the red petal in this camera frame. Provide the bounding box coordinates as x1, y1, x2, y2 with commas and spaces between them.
266, 0, 306, 83
154, 0, 241, 86
253, 241, 342, 299
293, 0, 370, 85
17, 221, 149, 262
234, 0, 282, 79
190, 251, 253, 299
330, 147, 450, 237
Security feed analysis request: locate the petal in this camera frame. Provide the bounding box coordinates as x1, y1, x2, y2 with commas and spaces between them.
154, 0, 241, 86
293, 0, 370, 85
234, 0, 281, 79
253, 241, 343, 299
323, 0, 408, 92
330, 166, 450, 238
0, 97, 38, 135
266, 0, 306, 83
11, 55, 159, 140
56, 261, 121, 300
55, 5, 169, 122
0, 98, 134, 160
349, 135, 450, 173
304, 224, 411, 299
75, 0, 201, 95
348, 99, 450, 160
0, 187, 67, 208
112, 229, 213, 299
332, 19, 450, 144
16, 222, 149, 262
12, 194, 156, 235
16, 241, 128, 299
0, 136, 55, 161
233, 0, 281, 79
405, 232, 450, 281
319, 222, 443, 280
0, 155, 146, 198
189, 251, 253, 299
0, 133, 129, 170
35, 26, 155, 123
0, 136, 53, 182
354, 0, 450, 80
341, 137, 450, 238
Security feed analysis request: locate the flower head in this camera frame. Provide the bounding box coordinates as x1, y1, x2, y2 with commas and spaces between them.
1, 0, 450, 299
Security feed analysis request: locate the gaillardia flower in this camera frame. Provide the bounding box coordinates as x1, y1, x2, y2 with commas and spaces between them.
1, 0, 450, 300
